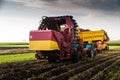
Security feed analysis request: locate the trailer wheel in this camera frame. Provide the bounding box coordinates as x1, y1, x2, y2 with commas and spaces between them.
88, 50, 94, 58
71, 51, 81, 63
106, 46, 109, 51
93, 48, 97, 56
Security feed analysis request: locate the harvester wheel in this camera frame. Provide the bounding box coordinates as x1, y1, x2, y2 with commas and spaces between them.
48, 55, 56, 63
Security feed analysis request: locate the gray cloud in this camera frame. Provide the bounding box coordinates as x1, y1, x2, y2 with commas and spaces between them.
27, 0, 120, 11
75, 0, 120, 11
2, 0, 120, 40
0, 0, 5, 8
9, 0, 120, 16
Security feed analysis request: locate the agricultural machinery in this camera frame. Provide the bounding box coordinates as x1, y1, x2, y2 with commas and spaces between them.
29, 15, 109, 62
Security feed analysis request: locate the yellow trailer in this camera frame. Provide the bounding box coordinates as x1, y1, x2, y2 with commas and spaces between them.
78, 29, 109, 43
78, 29, 109, 51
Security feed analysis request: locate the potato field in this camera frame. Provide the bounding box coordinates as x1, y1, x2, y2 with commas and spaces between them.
0, 47, 120, 80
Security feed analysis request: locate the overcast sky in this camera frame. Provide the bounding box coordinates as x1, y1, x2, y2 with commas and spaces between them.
0, 0, 120, 42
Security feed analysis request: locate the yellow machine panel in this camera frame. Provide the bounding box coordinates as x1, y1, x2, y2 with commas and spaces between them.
29, 40, 60, 50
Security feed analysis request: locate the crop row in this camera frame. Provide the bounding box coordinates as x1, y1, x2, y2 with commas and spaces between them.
0, 60, 70, 80
0, 51, 120, 80
28, 53, 119, 80
90, 59, 120, 80
51, 55, 118, 80
69, 57, 119, 80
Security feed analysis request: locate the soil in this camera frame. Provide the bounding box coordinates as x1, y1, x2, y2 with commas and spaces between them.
0, 47, 33, 54
0, 49, 120, 80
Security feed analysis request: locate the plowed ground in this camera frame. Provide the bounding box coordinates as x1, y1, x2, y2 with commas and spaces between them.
0, 49, 120, 80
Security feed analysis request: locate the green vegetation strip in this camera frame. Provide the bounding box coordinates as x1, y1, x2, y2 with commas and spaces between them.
109, 42, 120, 46
108, 41, 120, 49
0, 42, 29, 47
0, 52, 35, 64
109, 46, 120, 49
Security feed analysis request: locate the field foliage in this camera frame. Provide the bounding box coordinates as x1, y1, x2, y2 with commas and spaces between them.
0, 53, 35, 63
109, 40, 120, 49
109, 40, 120, 46
0, 42, 29, 47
